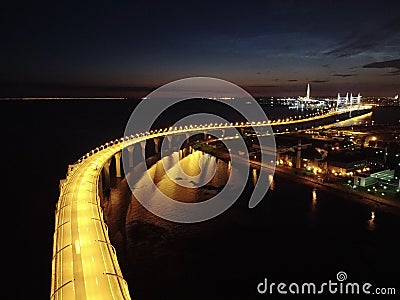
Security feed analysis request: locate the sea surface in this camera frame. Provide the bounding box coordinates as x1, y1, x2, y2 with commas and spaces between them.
3, 99, 399, 299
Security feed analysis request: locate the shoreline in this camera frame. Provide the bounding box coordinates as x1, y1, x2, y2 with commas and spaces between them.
272, 165, 400, 217
194, 144, 400, 217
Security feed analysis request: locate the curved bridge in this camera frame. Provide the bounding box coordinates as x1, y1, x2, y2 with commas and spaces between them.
51, 106, 371, 299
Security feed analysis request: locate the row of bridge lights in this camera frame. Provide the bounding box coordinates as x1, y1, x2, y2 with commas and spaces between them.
75, 110, 332, 165
271, 111, 325, 123
75, 121, 260, 164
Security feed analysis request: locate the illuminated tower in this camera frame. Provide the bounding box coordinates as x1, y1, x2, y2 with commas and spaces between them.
306, 83, 310, 100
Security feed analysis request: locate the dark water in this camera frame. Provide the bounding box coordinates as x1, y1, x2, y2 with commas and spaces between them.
3, 99, 399, 299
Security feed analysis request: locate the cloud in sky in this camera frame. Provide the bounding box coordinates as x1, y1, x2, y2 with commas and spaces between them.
324, 17, 400, 58
363, 59, 400, 76
309, 80, 328, 83
332, 74, 355, 77
362, 59, 400, 69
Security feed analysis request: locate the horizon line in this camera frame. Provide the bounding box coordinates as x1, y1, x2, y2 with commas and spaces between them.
0, 95, 397, 101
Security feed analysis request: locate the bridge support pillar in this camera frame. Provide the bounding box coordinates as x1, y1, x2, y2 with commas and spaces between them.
166, 135, 173, 148
140, 140, 146, 159
154, 138, 159, 154
102, 159, 112, 193
127, 145, 134, 168
114, 152, 122, 178
185, 132, 190, 145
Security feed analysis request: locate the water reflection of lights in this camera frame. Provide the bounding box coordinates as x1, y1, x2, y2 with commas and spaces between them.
368, 211, 376, 231
252, 168, 258, 187
312, 188, 317, 208
269, 174, 275, 191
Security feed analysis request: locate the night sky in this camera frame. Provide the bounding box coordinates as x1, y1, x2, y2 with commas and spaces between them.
1, 0, 399, 98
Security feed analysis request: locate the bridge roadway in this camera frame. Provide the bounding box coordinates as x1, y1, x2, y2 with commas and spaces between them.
51, 106, 372, 299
